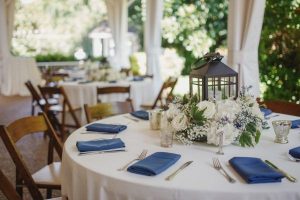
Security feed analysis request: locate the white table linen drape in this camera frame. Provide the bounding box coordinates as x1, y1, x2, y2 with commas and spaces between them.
105, 0, 129, 69
0, 0, 42, 96
62, 113, 300, 200
144, 0, 163, 94
227, 0, 266, 97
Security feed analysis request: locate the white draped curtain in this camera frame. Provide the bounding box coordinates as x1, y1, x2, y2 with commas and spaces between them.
0, 0, 41, 96
105, 0, 129, 69
144, 0, 163, 93
227, 0, 266, 97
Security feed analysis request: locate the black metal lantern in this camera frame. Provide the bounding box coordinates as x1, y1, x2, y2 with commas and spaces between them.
189, 52, 238, 101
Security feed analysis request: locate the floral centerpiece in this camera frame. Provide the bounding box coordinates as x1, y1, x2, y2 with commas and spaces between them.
165, 86, 264, 147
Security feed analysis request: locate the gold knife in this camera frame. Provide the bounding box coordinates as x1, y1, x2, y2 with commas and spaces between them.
165, 161, 193, 181
265, 160, 297, 182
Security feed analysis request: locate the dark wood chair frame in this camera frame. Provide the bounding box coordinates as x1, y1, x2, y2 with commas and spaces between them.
141, 77, 178, 110
38, 85, 81, 140
84, 101, 133, 123
0, 112, 63, 200
258, 99, 300, 117
96, 86, 134, 111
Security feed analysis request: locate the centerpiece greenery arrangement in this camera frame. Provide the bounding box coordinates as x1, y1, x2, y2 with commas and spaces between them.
165, 86, 264, 147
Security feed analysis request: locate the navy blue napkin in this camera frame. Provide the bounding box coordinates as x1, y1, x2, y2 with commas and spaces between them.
291, 119, 300, 129
260, 108, 272, 117
127, 152, 181, 176
289, 146, 300, 159
131, 77, 144, 81
229, 157, 284, 184
108, 80, 117, 83
76, 138, 125, 152
130, 110, 149, 120
86, 123, 127, 133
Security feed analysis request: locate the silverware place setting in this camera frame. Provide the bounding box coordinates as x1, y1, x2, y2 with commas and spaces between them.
118, 149, 148, 171
78, 148, 127, 156
123, 115, 140, 122
265, 114, 280, 120
265, 160, 297, 182
212, 158, 236, 183
165, 161, 193, 181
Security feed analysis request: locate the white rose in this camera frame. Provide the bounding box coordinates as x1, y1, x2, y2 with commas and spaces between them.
171, 113, 188, 131
215, 99, 240, 121
207, 123, 238, 146
206, 121, 218, 145
196, 101, 216, 119
251, 104, 264, 120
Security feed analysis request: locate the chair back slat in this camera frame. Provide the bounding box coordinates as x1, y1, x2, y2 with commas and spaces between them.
97, 86, 131, 95
261, 100, 300, 117
0, 168, 21, 200
7, 115, 48, 143
84, 102, 133, 123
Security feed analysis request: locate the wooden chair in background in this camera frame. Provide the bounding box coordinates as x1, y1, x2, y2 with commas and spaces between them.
97, 86, 134, 111
0, 113, 63, 199
120, 68, 132, 76
141, 77, 178, 110
84, 102, 133, 123
38, 86, 81, 140
259, 99, 300, 117
25, 80, 58, 116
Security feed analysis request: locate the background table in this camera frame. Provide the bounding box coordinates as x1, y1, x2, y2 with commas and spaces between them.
60, 79, 155, 122
61, 114, 300, 200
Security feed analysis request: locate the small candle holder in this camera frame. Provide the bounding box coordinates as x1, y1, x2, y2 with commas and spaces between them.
272, 120, 291, 144
149, 109, 162, 130
216, 131, 224, 155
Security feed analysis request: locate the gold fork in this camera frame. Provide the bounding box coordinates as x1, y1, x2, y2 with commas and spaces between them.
118, 149, 148, 171
212, 158, 236, 183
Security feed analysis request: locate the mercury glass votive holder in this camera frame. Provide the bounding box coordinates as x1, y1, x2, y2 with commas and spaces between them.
149, 109, 162, 130
272, 120, 292, 144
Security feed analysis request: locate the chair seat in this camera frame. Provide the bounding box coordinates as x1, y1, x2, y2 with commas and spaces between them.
39, 98, 59, 106
49, 105, 81, 112
32, 162, 61, 186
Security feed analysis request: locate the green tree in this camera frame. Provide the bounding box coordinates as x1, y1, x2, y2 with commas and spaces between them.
259, 0, 300, 103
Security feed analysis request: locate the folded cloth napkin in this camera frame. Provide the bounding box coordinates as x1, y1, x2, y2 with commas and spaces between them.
76, 138, 125, 152
229, 157, 284, 184
108, 80, 117, 83
260, 108, 272, 117
130, 110, 149, 120
291, 119, 300, 129
86, 123, 127, 133
289, 146, 300, 159
127, 152, 181, 176
131, 76, 144, 81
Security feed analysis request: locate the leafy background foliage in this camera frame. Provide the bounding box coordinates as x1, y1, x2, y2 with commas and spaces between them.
12, 0, 300, 102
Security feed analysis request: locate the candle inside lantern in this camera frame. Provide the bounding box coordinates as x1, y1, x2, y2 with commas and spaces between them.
208, 90, 222, 101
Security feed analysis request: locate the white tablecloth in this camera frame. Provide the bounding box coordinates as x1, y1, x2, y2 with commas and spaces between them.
60, 79, 155, 123
61, 114, 300, 200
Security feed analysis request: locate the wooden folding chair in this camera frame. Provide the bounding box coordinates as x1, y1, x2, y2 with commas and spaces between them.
0, 168, 21, 200
38, 85, 81, 141
259, 99, 300, 117
25, 80, 58, 116
141, 77, 178, 110
97, 86, 134, 111
84, 102, 133, 123
0, 113, 63, 199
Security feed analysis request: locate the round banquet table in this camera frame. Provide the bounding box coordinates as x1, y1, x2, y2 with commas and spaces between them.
61, 113, 300, 200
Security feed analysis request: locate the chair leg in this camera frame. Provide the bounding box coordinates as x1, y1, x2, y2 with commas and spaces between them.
31, 104, 35, 116
16, 170, 23, 198
46, 188, 52, 199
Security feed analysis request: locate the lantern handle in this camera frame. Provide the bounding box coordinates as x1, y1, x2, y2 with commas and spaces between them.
192, 52, 224, 70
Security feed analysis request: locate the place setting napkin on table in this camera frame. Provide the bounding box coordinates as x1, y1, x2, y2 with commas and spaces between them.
76, 138, 125, 152
289, 146, 300, 159
130, 110, 149, 120
291, 120, 300, 129
229, 157, 284, 184
127, 152, 181, 176
260, 108, 272, 117
85, 123, 127, 133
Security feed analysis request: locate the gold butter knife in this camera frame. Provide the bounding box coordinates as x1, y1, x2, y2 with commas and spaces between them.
265, 160, 297, 182
165, 161, 193, 181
